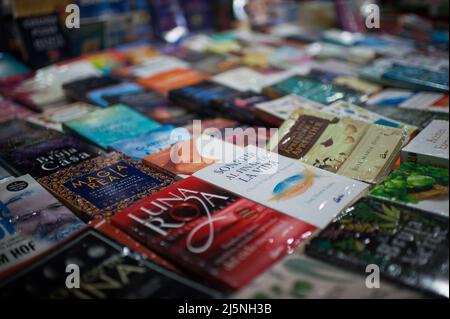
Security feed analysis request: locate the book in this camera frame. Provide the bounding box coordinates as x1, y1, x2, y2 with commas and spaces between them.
262, 75, 365, 106
233, 254, 421, 299
27, 102, 98, 132
363, 104, 449, 131
137, 68, 206, 96
112, 176, 316, 291
62, 75, 123, 104
401, 120, 449, 168
0, 229, 222, 298
86, 82, 144, 108
0, 53, 30, 84
0, 175, 85, 278
63, 105, 161, 149
0, 165, 11, 182
193, 145, 369, 228
168, 81, 238, 115
305, 197, 449, 298
190, 53, 241, 75
270, 109, 406, 184
0, 98, 32, 123
37, 152, 176, 221
370, 162, 448, 218
115, 56, 188, 79
109, 125, 192, 161
0, 135, 102, 179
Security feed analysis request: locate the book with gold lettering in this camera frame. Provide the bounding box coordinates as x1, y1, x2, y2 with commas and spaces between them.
270, 109, 405, 183
38, 152, 176, 221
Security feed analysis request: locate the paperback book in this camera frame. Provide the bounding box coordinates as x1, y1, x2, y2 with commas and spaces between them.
270, 109, 406, 183
0, 229, 222, 298
63, 105, 161, 149
194, 145, 369, 228
112, 177, 316, 291
370, 162, 449, 218
62, 75, 122, 104
38, 152, 176, 221
0, 175, 85, 277
306, 197, 449, 298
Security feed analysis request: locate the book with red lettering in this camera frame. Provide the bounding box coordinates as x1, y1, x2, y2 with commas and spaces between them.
112, 177, 316, 291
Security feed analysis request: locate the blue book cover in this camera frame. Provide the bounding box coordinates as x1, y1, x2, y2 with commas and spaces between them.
86, 83, 144, 107
110, 125, 191, 160
63, 104, 161, 149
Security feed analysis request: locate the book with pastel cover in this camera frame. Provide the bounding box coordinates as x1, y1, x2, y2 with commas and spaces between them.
63, 104, 161, 149
38, 152, 176, 221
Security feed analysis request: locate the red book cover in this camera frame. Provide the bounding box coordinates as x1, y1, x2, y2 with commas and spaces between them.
112, 177, 316, 291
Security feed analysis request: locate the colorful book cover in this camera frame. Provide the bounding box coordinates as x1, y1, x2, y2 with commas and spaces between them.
370, 162, 449, 218
0, 53, 30, 83
271, 109, 405, 183
37, 152, 176, 221
0, 98, 33, 123
190, 53, 241, 75
109, 125, 191, 161
168, 81, 238, 115
62, 75, 122, 104
401, 120, 449, 168
306, 197, 449, 298
112, 176, 316, 291
0, 175, 85, 278
63, 104, 161, 149
0, 120, 62, 154
116, 56, 188, 79
137, 68, 206, 96
27, 102, 98, 132
233, 254, 421, 299
86, 83, 144, 108
194, 145, 369, 228
1, 136, 102, 179
262, 75, 365, 105
0, 229, 222, 298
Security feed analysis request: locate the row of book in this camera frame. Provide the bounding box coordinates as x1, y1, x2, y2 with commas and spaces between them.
0, 26, 449, 299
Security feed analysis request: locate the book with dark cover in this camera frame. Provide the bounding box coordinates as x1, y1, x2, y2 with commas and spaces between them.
38, 152, 176, 221
169, 81, 238, 115
0, 229, 222, 298
306, 197, 449, 298
62, 75, 122, 103
1, 136, 102, 179
112, 176, 316, 291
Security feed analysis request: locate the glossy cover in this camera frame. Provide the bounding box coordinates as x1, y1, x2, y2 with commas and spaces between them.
63, 104, 161, 149
112, 177, 316, 291
306, 197, 449, 298
38, 152, 175, 221
137, 68, 206, 95
0, 229, 222, 298
0, 175, 85, 277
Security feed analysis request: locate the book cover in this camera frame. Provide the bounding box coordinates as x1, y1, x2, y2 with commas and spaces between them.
190, 53, 241, 75
0, 229, 222, 298
109, 125, 191, 161
63, 105, 161, 149
401, 120, 449, 168
168, 80, 238, 115
233, 254, 421, 299
2, 136, 102, 179
271, 109, 405, 183
0, 98, 32, 123
37, 152, 176, 221
137, 68, 206, 96
194, 145, 369, 228
370, 162, 448, 218
27, 102, 98, 132
62, 75, 122, 104
0, 53, 30, 83
86, 83, 144, 108
383, 65, 448, 93
306, 197, 449, 298
112, 176, 316, 291
262, 75, 364, 105
115, 56, 188, 79
0, 175, 85, 277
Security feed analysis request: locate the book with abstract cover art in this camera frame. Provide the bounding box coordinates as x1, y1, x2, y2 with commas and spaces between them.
112, 177, 316, 291
233, 254, 421, 299
109, 125, 191, 161
270, 109, 405, 184
306, 197, 449, 298
63, 105, 161, 149
0, 175, 85, 278
370, 162, 448, 218
194, 145, 369, 228
38, 152, 176, 221
0, 229, 222, 298
1, 136, 102, 179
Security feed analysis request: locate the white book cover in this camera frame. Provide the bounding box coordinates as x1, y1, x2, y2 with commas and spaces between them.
194, 145, 369, 228
255, 95, 324, 122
